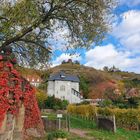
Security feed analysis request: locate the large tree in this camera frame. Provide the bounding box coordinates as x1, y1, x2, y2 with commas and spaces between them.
0, 0, 115, 66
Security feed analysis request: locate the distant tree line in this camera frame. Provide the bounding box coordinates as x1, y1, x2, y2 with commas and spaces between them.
62, 59, 80, 65
103, 65, 121, 72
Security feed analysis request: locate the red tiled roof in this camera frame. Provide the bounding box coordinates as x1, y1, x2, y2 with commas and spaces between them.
23, 75, 42, 83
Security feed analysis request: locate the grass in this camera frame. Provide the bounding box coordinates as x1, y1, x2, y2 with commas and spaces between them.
70, 115, 140, 140
70, 115, 96, 129
68, 133, 86, 140
39, 113, 140, 140
87, 128, 140, 140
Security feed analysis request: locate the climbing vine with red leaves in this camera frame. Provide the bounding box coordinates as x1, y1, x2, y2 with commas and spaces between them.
0, 52, 44, 137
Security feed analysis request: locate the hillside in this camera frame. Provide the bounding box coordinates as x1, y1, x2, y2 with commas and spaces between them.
18, 64, 140, 99
45, 63, 140, 99
45, 64, 113, 98
17, 66, 43, 77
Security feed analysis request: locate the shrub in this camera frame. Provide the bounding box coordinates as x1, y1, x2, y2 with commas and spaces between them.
53, 130, 68, 138
99, 99, 113, 107
45, 96, 69, 110
127, 97, 140, 108
47, 130, 68, 140
47, 132, 54, 140
77, 100, 90, 105
61, 100, 69, 110
67, 104, 97, 119
36, 89, 47, 109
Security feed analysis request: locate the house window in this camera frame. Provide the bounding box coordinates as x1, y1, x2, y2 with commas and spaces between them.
60, 85, 65, 91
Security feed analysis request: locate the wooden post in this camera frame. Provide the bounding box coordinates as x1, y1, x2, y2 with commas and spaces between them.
113, 115, 116, 133
65, 114, 68, 129
95, 112, 98, 125
137, 123, 140, 131
67, 114, 70, 132
58, 118, 61, 130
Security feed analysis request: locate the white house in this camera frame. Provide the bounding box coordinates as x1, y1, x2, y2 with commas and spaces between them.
24, 75, 42, 87
47, 71, 83, 104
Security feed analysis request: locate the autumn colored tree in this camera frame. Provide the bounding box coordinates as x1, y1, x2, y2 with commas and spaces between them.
36, 89, 47, 109
0, 0, 115, 66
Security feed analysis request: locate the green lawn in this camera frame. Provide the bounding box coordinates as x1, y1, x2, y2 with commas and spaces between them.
70, 115, 140, 140
70, 115, 97, 129
87, 128, 140, 140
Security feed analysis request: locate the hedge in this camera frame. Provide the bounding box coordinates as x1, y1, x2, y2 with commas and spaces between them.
67, 105, 140, 130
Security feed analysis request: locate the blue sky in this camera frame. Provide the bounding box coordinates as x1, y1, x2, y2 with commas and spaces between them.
50, 0, 140, 74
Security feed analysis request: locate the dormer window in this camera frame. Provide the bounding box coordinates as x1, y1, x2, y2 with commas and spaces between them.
60, 75, 65, 78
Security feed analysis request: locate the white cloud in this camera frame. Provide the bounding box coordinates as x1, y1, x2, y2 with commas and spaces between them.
113, 10, 140, 38
113, 10, 140, 52
85, 44, 140, 73
109, 10, 140, 73
51, 53, 81, 67
121, 33, 140, 50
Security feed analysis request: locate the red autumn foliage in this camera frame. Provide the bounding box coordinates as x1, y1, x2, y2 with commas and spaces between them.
0, 60, 44, 136
88, 81, 117, 99
0, 55, 3, 60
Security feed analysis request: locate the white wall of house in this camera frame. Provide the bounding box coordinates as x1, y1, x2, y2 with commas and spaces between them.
47, 81, 54, 95
30, 82, 40, 87
47, 80, 81, 103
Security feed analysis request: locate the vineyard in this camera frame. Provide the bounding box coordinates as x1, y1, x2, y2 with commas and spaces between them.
67, 105, 140, 130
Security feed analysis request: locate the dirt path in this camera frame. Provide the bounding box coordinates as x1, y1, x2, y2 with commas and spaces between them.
70, 128, 96, 140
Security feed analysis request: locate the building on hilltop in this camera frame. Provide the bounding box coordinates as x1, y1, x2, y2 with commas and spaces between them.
47, 71, 83, 103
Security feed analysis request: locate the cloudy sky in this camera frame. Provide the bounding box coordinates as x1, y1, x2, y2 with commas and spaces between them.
50, 0, 140, 74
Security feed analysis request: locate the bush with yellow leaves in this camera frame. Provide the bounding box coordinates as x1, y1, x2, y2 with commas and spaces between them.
36, 89, 47, 109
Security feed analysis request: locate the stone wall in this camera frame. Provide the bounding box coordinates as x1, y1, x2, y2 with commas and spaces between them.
0, 105, 25, 140
42, 118, 67, 132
